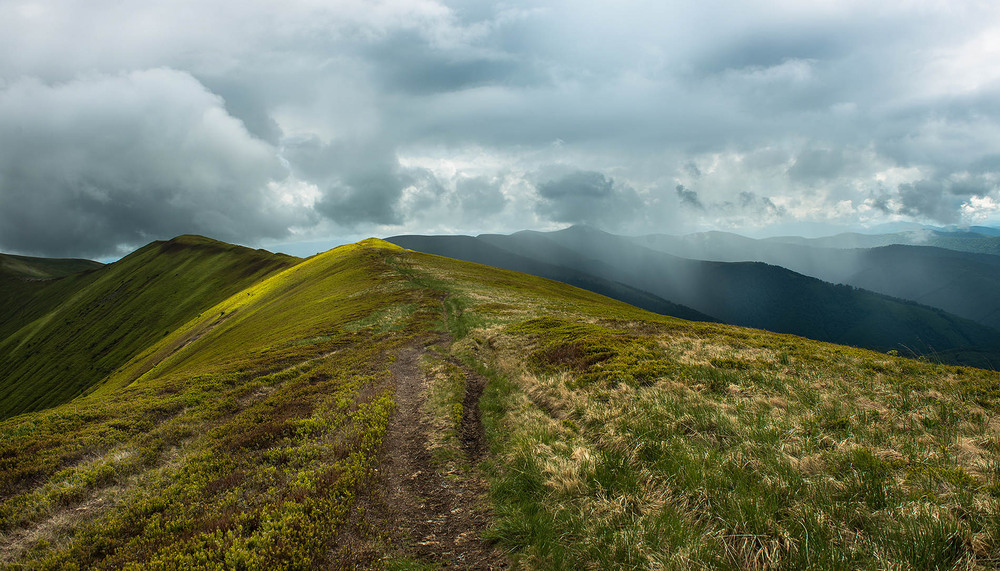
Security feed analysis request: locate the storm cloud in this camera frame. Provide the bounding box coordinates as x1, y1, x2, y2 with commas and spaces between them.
0, 69, 301, 257
1, 1, 999, 256
537, 171, 642, 230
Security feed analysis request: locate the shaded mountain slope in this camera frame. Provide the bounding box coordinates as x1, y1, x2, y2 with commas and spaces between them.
632, 232, 1000, 331
847, 245, 1000, 331
395, 227, 1000, 365
387, 234, 715, 323
0, 254, 104, 340
1, 238, 998, 568
0, 253, 102, 280
0, 235, 298, 419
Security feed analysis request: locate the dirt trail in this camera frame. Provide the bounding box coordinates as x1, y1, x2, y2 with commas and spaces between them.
330, 341, 506, 569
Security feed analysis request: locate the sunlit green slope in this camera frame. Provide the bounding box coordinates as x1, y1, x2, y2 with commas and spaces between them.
1, 238, 998, 568
0, 235, 297, 419
0, 238, 457, 568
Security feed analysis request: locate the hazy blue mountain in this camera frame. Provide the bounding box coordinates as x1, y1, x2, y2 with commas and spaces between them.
631, 232, 1000, 331
764, 228, 1000, 255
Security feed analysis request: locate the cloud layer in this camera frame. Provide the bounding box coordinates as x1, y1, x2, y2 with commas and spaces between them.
2, 0, 1000, 256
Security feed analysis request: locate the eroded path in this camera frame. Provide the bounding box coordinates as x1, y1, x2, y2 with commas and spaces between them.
330, 340, 506, 569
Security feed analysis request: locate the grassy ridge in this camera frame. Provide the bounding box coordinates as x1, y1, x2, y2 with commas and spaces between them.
391, 229, 1000, 366
2, 238, 999, 567
389, 249, 1000, 569
0, 236, 297, 419
0, 240, 439, 567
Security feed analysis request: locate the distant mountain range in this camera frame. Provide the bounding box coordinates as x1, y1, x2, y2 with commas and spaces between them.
631, 231, 1000, 331
763, 227, 1000, 254
389, 225, 1000, 368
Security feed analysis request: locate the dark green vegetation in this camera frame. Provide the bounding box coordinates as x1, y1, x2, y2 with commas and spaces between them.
0, 235, 297, 419
389, 227, 1000, 367
0, 254, 104, 342
1, 237, 999, 568
0, 253, 102, 280
0, 239, 429, 568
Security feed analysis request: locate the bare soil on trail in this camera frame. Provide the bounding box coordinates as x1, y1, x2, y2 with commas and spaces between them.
329, 341, 507, 570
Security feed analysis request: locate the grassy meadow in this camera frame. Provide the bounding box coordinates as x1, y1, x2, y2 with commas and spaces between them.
400, 247, 1000, 569
0, 238, 998, 568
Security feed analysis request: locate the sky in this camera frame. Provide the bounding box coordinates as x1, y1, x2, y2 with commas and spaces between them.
2, 0, 1000, 258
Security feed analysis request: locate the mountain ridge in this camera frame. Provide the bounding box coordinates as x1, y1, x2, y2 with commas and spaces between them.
0, 235, 299, 419
0, 236, 998, 567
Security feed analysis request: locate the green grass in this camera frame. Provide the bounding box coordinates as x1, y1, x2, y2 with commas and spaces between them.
0, 239, 436, 567
0, 235, 298, 419
0, 252, 102, 280
460, 312, 1000, 568
380, 249, 1000, 569
2, 238, 999, 568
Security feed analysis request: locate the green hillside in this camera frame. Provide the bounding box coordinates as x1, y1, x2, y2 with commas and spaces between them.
0, 254, 104, 341
0, 254, 104, 280
0, 238, 998, 568
387, 234, 716, 323
0, 253, 102, 280
0, 235, 298, 419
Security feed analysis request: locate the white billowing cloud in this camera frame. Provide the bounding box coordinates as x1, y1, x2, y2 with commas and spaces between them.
962, 195, 1000, 224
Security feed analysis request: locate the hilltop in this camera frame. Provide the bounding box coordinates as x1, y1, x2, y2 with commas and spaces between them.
0, 237, 998, 568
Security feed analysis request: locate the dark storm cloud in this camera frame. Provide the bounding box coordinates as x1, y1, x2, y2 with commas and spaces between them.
536, 170, 641, 229
0, 70, 301, 258
868, 191, 894, 214
969, 154, 1000, 176
896, 172, 1000, 224
738, 192, 785, 218
363, 30, 540, 95
675, 185, 704, 209
2, 1, 1000, 255
897, 180, 959, 224
283, 136, 415, 227
198, 77, 284, 145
